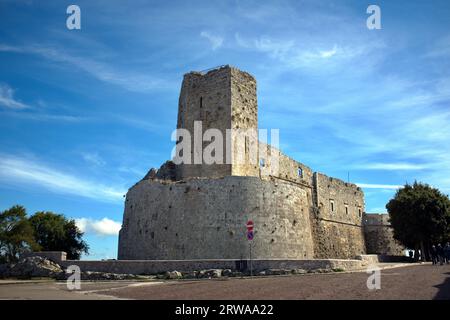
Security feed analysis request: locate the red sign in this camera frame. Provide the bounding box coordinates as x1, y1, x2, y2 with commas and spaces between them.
246, 220, 254, 231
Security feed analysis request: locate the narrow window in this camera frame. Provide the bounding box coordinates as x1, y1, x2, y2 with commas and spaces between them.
358, 207, 362, 217
297, 167, 303, 178
200, 96, 203, 108
330, 200, 335, 213
244, 136, 249, 156
259, 158, 265, 167
345, 204, 349, 215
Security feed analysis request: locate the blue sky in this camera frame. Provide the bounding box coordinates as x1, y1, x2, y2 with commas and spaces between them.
1, 0, 449, 259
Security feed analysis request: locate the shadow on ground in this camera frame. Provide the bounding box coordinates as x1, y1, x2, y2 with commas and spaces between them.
433, 271, 450, 300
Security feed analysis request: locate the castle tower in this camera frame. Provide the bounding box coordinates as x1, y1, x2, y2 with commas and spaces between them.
175, 65, 259, 180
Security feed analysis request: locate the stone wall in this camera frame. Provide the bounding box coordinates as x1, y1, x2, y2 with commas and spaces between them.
312, 173, 366, 258
22, 251, 67, 264
59, 258, 366, 274
364, 214, 405, 255
230, 67, 259, 177
176, 66, 232, 179
22, 250, 366, 274
175, 65, 260, 180
259, 142, 313, 187
119, 176, 315, 260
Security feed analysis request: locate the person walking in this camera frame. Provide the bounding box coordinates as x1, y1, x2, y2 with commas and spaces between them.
437, 244, 444, 265
445, 242, 450, 264
431, 245, 438, 265
416, 249, 422, 262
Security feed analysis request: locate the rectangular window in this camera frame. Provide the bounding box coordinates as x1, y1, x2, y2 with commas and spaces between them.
330, 200, 335, 213
259, 158, 265, 167
245, 136, 249, 155
358, 207, 362, 217
345, 204, 349, 215
297, 167, 303, 178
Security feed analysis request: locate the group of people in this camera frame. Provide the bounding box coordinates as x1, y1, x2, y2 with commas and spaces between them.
430, 243, 450, 265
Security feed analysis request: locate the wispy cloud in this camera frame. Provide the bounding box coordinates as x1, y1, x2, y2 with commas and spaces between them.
234, 33, 382, 70
76, 217, 122, 236
425, 35, 450, 58
1, 110, 87, 122
117, 165, 145, 177
235, 33, 294, 59
0, 154, 126, 203
0, 44, 170, 93
200, 31, 224, 50
0, 86, 90, 122
319, 45, 338, 58
0, 83, 30, 109
81, 152, 106, 167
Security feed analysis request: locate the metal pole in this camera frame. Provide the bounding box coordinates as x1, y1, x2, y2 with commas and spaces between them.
249, 242, 253, 277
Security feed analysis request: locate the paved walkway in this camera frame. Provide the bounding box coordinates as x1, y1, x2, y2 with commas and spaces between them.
0, 263, 449, 300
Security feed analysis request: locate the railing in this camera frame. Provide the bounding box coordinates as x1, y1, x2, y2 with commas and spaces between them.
198, 65, 229, 74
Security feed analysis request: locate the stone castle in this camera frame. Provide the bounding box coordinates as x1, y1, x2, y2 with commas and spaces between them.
118, 65, 403, 261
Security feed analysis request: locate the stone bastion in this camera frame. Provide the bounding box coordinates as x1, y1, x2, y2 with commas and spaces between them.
118, 176, 315, 260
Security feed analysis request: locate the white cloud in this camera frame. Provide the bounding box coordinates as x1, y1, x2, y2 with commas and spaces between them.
356, 183, 403, 190
319, 45, 338, 58
0, 154, 126, 203
76, 217, 122, 236
0, 44, 169, 93
1, 111, 87, 122
82, 152, 106, 167
234, 33, 380, 70
0, 84, 30, 109
252, 37, 294, 58
200, 31, 224, 50
235, 33, 294, 59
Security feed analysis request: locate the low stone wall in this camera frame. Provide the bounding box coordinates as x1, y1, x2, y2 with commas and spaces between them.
58, 258, 366, 274
22, 251, 67, 263
357, 254, 410, 264
23, 251, 370, 274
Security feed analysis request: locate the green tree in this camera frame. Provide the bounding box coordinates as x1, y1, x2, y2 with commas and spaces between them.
386, 182, 450, 260
0, 205, 40, 263
29, 211, 89, 260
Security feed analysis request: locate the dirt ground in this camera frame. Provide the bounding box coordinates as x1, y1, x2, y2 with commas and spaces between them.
0, 264, 449, 300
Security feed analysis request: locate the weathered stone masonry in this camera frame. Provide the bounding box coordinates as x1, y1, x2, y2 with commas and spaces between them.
119, 176, 315, 260
118, 65, 402, 261
363, 213, 404, 256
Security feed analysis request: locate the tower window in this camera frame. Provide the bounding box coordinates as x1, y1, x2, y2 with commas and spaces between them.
259, 158, 265, 167
345, 204, 349, 215
245, 136, 249, 154
297, 167, 303, 178
200, 97, 203, 108
358, 207, 362, 217
330, 200, 335, 213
